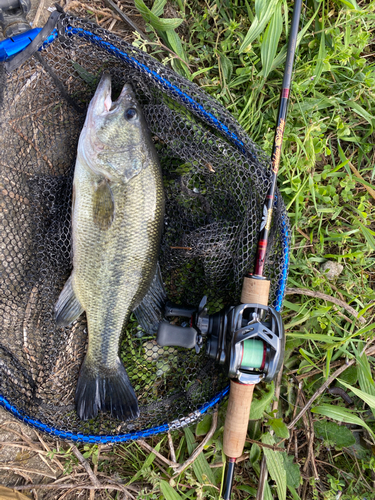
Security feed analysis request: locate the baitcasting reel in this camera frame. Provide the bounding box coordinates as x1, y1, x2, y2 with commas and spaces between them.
157, 297, 285, 384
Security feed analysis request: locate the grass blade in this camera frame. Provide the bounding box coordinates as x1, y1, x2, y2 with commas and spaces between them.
259, 5, 319, 76
288, 486, 302, 500
338, 380, 375, 411
151, 0, 167, 16
183, 426, 216, 488
357, 221, 375, 250
311, 405, 375, 440
261, 433, 287, 500
250, 382, 275, 420
313, 29, 326, 86
265, 482, 274, 500
128, 440, 162, 484
239, 0, 280, 53
134, 0, 183, 31
345, 100, 375, 128
261, 2, 283, 80
218, 52, 233, 87
160, 480, 184, 499
338, 0, 360, 10
357, 352, 375, 418
287, 333, 342, 342
165, 30, 190, 77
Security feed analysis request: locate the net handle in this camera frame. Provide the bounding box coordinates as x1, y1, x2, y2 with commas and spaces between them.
4, 9, 62, 72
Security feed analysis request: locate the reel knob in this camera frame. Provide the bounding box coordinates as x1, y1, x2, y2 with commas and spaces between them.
157, 301, 202, 353
157, 321, 198, 350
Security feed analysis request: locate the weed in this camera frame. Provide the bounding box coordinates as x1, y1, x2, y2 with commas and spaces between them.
128, 0, 375, 497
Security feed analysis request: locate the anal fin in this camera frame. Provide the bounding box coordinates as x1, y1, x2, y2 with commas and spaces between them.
55, 275, 84, 327
133, 262, 166, 334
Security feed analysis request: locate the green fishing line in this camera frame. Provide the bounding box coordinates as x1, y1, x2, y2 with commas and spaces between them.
241, 339, 264, 369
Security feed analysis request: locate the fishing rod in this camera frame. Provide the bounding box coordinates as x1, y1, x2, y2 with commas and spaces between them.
156, 0, 302, 497
222, 0, 303, 497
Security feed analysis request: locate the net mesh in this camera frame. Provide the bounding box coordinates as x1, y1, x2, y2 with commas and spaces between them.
0, 15, 290, 439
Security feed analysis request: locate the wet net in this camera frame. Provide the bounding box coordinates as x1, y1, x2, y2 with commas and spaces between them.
0, 14, 290, 441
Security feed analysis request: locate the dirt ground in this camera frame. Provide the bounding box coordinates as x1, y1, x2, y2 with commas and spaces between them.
28, 0, 57, 28
0, 406, 62, 493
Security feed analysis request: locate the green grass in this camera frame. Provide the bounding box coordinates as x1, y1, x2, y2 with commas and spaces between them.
61, 0, 375, 498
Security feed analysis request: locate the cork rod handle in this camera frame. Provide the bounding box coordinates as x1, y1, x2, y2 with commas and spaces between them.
223, 276, 270, 459
241, 276, 270, 305
223, 380, 254, 457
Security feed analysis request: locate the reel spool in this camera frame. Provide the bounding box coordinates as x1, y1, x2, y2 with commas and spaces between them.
157, 297, 285, 385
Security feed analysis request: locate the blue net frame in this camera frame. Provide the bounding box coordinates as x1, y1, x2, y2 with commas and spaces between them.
0, 21, 289, 442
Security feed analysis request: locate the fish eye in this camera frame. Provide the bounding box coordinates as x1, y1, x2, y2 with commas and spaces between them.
125, 108, 137, 120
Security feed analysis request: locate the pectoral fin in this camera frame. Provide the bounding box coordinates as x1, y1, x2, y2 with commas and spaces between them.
55, 275, 84, 327
93, 178, 114, 230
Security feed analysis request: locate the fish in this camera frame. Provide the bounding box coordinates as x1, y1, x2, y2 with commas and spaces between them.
54, 72, 165, 421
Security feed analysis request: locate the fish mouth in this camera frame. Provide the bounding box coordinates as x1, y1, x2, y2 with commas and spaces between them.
91, 71, 112, 115
118, 83, 136, 101
89, 73, 137, 116
110, 82, 137, 110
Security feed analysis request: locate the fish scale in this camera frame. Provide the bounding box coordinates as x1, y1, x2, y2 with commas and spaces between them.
74, 166, 163, 367
54, 73, 165, 421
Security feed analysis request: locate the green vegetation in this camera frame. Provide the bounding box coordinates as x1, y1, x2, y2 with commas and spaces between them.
56, 0, 375, 498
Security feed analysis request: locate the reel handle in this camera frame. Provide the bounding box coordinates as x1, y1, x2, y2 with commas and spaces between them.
223, 276, 270, 460
157, 321, 197, 349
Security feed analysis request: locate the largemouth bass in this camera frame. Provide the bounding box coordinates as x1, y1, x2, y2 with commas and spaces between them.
55, 72, 165, 421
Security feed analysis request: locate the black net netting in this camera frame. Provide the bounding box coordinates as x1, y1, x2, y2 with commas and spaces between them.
0, 14, 290, 441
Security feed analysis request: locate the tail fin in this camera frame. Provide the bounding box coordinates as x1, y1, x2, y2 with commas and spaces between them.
75, 356, 139, 421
